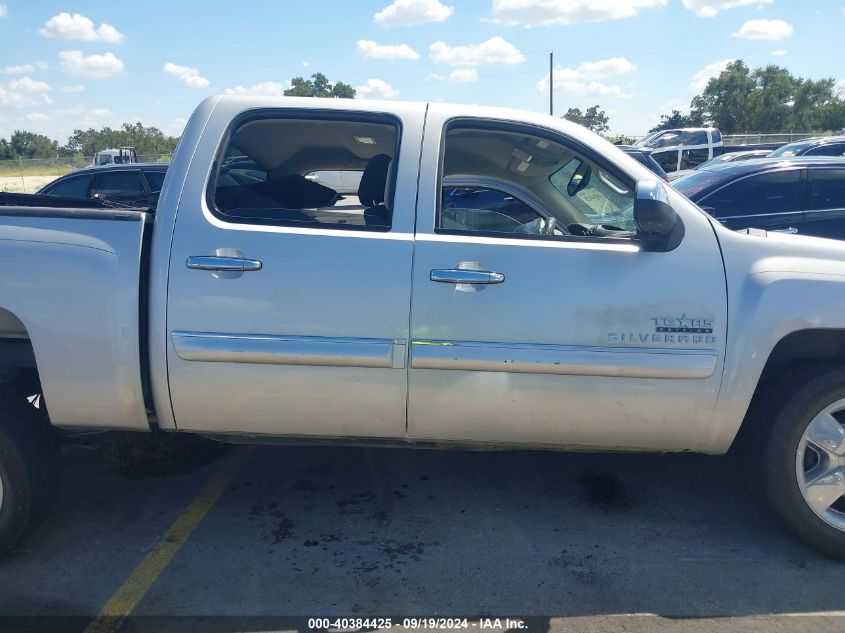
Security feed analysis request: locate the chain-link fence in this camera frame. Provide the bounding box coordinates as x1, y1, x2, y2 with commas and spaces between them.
0, 154, 172, 193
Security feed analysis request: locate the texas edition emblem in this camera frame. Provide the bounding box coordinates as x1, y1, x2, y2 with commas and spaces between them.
607, 314, 716, 345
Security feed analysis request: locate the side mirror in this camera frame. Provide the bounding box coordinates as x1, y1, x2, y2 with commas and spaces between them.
633, 179, 684, 252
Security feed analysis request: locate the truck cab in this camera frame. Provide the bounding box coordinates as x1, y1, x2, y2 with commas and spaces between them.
635, 127, 723, 175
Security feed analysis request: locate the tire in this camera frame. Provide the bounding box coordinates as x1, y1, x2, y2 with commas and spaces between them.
752, 363, 845, 559
0, 385, 59, 557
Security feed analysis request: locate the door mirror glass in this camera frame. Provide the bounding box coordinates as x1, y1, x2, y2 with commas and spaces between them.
633, 179, 684, 251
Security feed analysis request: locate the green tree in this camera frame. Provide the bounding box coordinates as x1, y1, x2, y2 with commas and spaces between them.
284, 72, 356, 99
653, 60, 845, 134
649, 109, 704, 133
63, 122, 179, 156
746, 65, 797, 131
792, 78, 839, 131
562, 105, 609, 133
694, 60, 756, 133
9, 130, 58, 159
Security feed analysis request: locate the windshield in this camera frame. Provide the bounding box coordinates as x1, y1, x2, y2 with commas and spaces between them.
769, 141, 814, 157
672, 168, 734, 199
550, 158, 635, 230
697, 155, 733, 169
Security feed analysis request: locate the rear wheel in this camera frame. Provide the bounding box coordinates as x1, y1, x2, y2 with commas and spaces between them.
754, 364, 845, 558
0, 386, 59, 557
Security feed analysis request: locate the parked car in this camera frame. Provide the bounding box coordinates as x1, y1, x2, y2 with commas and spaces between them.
38, 163, 168, 203
616, 146, 669, 181
768, 136, 845, 158
696, 149, 772, 169
673, 157, 845, 240
3, 97, 845, 559
634, 127, 723, 174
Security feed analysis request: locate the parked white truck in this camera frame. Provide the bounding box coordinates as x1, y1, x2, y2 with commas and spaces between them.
2, 96, 845, 558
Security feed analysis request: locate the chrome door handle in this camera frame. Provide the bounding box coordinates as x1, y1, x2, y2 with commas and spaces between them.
186, 255, 262, 271
430, 269, 505, 284
772, 226, 798, 234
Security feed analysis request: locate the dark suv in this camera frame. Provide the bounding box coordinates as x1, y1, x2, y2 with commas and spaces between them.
39, 163, 168, 203
673, 157, 845, 240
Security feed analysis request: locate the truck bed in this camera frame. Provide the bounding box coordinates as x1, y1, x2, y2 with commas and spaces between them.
0, 204, 153, 430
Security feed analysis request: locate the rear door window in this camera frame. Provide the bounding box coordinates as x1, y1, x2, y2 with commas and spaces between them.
211, 115, 399, 231
43, 174, 93, 198
805, 144, 845, 157
681, 148, 710, 170
700, 169, 804, 217
94, 171, 145, 201
810, 169, 845, 210
651, 150, 679, 173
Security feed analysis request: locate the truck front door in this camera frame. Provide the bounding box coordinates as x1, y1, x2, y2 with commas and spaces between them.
407, 108, 728, 451
164, 104, 424, 438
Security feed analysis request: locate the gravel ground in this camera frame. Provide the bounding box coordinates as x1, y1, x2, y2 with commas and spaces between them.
0, 174, 58, 193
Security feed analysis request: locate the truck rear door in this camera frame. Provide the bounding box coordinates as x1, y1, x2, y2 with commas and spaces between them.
164, 102, 425, 438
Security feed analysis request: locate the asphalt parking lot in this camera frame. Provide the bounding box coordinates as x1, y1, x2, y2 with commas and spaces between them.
1, 436, 844, 633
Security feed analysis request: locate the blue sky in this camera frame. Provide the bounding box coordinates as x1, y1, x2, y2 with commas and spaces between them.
0, 0, 842, 143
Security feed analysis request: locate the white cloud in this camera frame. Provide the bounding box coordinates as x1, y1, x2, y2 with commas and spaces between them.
60, 84, 86, 93
357, 40, 420, 60
224, 81, 288, 96
59, 51, 124, 78
374, 0, 454, 26
0, 86, 29, 108
90, 107, 112, 118
8, 76, 50, 93
771, 49, 787, 56
732, 19, 793, 40
487, 0, 667, 27
681, 0, 772, 17
0, 4, 7, 19
430, 36, 524, 66
689, 58, 733, 91
0, 62, 48, 75
356, 78, 399, 98
537, 57, 635, 96
556, 81, 624, 97
25, 112, 52, 123
39, 12, 125, 43
162, 62, 209, 88
428, 68, 479, 82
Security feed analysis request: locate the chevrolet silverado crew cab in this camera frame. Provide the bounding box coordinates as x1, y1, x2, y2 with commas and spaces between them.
2, 96, 845, 558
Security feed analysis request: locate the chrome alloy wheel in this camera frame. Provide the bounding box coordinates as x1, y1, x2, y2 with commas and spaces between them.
796, 399, 845, 531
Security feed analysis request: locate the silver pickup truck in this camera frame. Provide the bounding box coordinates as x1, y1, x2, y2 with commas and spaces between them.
2, 96, 845, 558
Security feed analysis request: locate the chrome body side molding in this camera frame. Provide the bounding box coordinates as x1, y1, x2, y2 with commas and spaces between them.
172, 331, 407, 369
411, 340, 717, 379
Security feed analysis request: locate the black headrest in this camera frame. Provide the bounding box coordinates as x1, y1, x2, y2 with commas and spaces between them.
358, 154, 392, 207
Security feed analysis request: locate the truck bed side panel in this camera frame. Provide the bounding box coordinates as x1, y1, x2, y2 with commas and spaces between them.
0, 212, 149, 430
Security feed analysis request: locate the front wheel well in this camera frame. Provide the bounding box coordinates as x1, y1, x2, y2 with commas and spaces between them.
731, 329, 845, 453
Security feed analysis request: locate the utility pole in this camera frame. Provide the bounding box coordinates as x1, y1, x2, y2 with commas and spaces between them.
549, 51, 554, 116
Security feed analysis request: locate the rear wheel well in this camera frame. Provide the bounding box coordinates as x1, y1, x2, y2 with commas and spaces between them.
732, 329, 845, 452
0, 309, 41, 399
